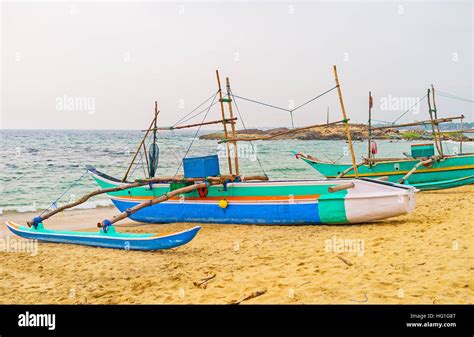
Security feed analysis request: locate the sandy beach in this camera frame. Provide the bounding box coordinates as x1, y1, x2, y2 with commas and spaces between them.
0, 185, 472, 304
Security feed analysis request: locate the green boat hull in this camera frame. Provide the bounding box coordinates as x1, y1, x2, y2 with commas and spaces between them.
296, 153, 474, 191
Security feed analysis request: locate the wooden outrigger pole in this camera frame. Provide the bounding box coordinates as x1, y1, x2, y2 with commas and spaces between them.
155, 118, 237, 131
220, 119, 348, 143
216, 70, 234, 175
371, 116, 464, 130
333, 65, 359, 178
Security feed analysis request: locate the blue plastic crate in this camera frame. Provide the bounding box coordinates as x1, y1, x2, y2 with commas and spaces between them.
183, 155, 220, 178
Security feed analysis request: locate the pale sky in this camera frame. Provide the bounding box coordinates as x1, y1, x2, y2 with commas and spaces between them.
1, 1, 473, 129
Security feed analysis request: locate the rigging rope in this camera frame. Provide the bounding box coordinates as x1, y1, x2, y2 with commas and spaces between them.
232, 85, 339, 114
290, 85, 339, 112
156, 131, 184, 167
391, 94, 427, 124
232, 85, 339, 129
39, 170, 89, 216
436, 91, 474, 104
231, 94, 291, 112
173, 92, 219, 177
173, 91, 219, 127
128, 142, 146, 179
175, 99, 222, 127
229, 88, 268, 177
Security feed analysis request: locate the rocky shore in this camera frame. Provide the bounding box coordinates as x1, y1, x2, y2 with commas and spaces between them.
199, 124, 471, 142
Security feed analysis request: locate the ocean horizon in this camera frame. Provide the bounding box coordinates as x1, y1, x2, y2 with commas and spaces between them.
1, 129, 472, 214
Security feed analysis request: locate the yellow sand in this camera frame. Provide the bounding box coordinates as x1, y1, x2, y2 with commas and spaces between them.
0, 186, 472, 304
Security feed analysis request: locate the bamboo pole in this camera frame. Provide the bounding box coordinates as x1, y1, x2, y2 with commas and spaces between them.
336, 161, 365, 178
431, 85, 444, 156
97, 182, 211, 228
239, 175, 269, 181
368, 91, 373, 159
216, 70, 233, 175
27, 180, 161, 226
155, 118, 237, 131
219, 119, 347, 143
328, 182, 355, 193
142, 140, 150, 175
333, 65, 359, 177
460, 116, 464, 154
226, 77, 240, 175
427, 89, 443, 156
398, 157, 437, 184
122, 114, 157, 182
371, 116, 464, 130
326, 106, 329, 126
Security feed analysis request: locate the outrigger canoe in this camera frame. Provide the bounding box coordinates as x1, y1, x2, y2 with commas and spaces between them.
5, 221, 201, 251
295, 151, 474, 191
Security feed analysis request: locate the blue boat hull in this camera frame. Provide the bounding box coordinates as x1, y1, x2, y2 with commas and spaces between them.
111, 199, 322, 225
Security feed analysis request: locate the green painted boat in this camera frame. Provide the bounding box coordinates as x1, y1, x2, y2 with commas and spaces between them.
294, 149, 474, 191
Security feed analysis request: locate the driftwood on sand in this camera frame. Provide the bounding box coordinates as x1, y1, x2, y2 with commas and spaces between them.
229, 289, 267, 305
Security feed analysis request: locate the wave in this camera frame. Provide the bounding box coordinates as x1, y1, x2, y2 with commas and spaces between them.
0, 199, 113, 214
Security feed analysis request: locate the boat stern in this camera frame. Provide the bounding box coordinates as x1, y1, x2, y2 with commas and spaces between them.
319, 178, 417, 224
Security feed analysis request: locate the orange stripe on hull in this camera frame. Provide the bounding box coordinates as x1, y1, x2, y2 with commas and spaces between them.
112, 194, 321, 201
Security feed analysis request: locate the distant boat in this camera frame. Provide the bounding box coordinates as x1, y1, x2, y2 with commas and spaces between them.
295, 88, 474, 191
295, 150, 474, 191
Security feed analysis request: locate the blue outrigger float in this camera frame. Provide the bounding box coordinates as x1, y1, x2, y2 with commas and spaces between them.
5, 221, 201, 251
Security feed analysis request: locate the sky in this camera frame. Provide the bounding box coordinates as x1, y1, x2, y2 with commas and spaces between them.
1, 1, 473, 130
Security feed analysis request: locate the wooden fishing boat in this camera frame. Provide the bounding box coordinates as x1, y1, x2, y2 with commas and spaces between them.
295, 152, 474, 191
88, 167, 416, 225
5, 221, 201, 251
295, 87, 474, 191
85, 67, 417, 225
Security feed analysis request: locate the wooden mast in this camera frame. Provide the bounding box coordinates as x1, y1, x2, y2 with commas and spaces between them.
368, 91, 373, 160
431, 84, 444, 156
326, 106, 329, 126
225, 77, 240, 176
333, 65, 359, 178
153, 101, 158, 147
427, 88, 443, 156
216, 70, 233, 175
122, 108, 158, 182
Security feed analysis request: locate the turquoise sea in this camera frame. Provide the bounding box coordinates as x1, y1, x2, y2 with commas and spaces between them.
0, 129, 472, 213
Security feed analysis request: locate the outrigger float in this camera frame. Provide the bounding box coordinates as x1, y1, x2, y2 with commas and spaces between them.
5, 176, 206, 251
295, 86, 474, 190
5, 66, 418, 250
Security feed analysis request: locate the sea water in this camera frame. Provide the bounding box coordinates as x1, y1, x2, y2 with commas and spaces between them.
0, 129, 471, 214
